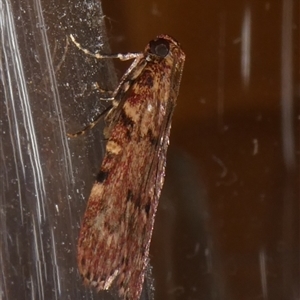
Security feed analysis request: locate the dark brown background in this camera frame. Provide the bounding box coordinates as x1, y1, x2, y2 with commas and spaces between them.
0, 0, 298, 299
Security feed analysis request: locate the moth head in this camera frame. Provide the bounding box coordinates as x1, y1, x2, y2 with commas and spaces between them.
145, 35, 184, 64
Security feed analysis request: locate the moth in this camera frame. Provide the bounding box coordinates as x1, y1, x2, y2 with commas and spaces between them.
69, 34, 185, 300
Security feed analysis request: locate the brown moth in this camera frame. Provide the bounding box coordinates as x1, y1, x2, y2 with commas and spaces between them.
70, 34, 185, 300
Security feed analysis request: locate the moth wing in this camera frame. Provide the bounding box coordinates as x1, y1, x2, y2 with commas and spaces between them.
77, 89, 175, 300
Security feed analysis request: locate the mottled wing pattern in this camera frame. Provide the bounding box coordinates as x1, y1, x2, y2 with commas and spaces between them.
77, 35, 185, 300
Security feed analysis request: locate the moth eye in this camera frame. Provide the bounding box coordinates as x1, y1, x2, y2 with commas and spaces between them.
149, 38, 170, 58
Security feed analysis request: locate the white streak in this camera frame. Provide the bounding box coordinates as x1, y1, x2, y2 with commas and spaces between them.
281, 0, 295, 169
252, 139, 258, 155
259, 248, 268, 299
241, 5, 251, 88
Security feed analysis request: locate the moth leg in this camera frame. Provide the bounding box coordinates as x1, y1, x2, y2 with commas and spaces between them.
54, 35, 70, 73
68, 34, 144, 136
67, 105, 113, 138
69, 34, 145, 105
69, 34, 141, 61
93, 82, 114, 101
